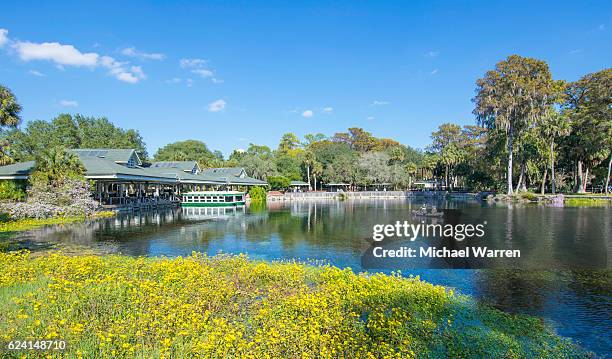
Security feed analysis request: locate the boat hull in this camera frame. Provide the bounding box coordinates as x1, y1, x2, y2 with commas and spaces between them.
181, 201, 246, 207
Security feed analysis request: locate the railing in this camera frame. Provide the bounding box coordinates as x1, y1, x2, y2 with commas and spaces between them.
274, 191, 409, 201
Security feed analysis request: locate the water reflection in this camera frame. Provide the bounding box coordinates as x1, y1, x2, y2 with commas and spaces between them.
7, 199, 612, 355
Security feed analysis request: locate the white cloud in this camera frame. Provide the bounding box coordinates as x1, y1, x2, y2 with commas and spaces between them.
165, 77, 181, 84
212, 78, 224, 84
180, 58, 207, 68
14, 41, 99, 66
366, 116, 375, 121
370, 100, 390, 106
120, 47, 165, 60
569, 49, 582, 55
179, 58, 218, 81
302, 110, 314, 118
0, 29, 8, 47
322, 107, 333, 113
4, 29, 145, 83
208, 99, 226, 112
99, 55, 146, 83
430, 69, 438, 75
425, 50, 439, 57
186, 78, 194, 87
192, 68, 213, 78
28, 70, 45, 77
60, 100, 78, 107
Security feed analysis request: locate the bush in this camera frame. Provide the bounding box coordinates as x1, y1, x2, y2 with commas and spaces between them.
248, 186, 267, 204
0, 180, 26, 201
520, 192, 537, 201
0, 179, 99, 219
267, 176, 291, 190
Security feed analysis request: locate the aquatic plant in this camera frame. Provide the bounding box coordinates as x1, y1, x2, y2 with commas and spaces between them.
0, 252, 587, 358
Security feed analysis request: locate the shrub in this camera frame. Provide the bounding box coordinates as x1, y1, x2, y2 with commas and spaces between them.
0, 179, 99, 219
267, 176, 291, 190
0, 180, 26, 201
248, 186, 267, 204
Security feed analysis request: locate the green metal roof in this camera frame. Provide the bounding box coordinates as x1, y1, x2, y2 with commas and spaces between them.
201, 167, 246, 177
290, 180, 309, 186
71, 148, 140, 165
0, 161, 35, 179
150, 161, 199, 173
79, 157, 178, 182
0, 151, 268, 186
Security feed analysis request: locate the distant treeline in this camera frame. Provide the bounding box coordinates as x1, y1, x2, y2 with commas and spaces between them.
1, 55, 610, 194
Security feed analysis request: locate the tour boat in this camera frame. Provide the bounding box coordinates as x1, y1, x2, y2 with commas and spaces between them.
181, 191, 246, 207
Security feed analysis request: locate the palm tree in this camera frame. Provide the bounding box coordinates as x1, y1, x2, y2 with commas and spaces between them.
540, 108, 571, 194
0, 85, 22, 162
404, 162, 418, 189
32, 147, 85, 187
311, 161, 323, 191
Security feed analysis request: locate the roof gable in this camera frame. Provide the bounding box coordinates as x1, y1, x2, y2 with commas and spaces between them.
70, 149, 141, 167
151, 161, 199, 174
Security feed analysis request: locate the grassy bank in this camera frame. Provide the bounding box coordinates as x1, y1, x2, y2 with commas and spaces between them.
0, 252, 587, 358
0, 211, 116, 233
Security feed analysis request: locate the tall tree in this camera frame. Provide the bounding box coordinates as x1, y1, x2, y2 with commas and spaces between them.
154, 140, 220, 167
565, 68, 611, 193
0, 85, 22, 163
473, 55, 555, 194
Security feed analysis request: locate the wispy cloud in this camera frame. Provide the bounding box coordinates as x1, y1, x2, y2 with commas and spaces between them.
425, 50, 439, 57
208, 99, 226, 112
165, 77, 181, 84
28, 70, 45, 77
191, 68, 213, 78
302, 110, 314, 118
186, 78, 194, 87
99, 56, 146, 83
180, 58, 207, 68
322, 107, 333, 113
179, 58, 219, 82
2, 28, 146, 83
0, 29, 8, 47
568, 49, 582, 55
599, 24, 605, 30
120, 47, 165, 60
59, 99, 78, 107
370, 100, 391, 106
212, 78, 224, 84
366, 116, 375, 121
430, 69, 438, 75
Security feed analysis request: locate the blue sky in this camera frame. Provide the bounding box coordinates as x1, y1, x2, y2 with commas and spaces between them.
0, 1, 610, 156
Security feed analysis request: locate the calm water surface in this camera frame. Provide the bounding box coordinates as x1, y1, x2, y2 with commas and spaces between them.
9, 199, 612, 356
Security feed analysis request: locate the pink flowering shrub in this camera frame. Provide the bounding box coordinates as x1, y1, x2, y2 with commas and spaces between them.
0, 179, 99, 219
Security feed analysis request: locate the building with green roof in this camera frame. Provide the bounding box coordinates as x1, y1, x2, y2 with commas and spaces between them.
0, 150, 267, 209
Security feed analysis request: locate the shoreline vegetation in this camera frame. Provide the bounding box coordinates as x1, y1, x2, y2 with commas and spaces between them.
0, 211, 115, 234
0, 252, 590, 358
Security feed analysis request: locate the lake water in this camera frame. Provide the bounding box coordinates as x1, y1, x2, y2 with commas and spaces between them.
8, 199, 611, 355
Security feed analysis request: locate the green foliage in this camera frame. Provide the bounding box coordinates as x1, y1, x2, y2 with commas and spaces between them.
0, 85, 22, 128
0, 180, 25, 201
154, 140, 222, 168
248, 186, 267, 204
30, 147, 85, 187
5, 114, 147, 162
267, 176, 291, 190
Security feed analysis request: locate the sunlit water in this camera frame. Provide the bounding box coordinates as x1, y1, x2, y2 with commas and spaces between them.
7, 199, 611, 355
